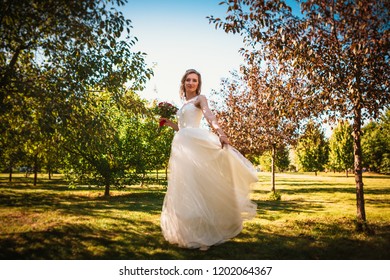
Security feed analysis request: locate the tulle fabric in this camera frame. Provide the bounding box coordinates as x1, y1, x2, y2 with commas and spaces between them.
160, 100, 257, 249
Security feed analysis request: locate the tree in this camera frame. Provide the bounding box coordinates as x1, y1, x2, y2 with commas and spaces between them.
212, 61, 301, 194
121, 104, 174, 187
361, 122, 381, 172
257, 145, 290, 172
378, 109, 390, 174
295, 121, 329, 175
61, 89, 158, 196
147, 100, 176, 182
361, 109, 390, 174
275, 145, 291, 172
0, 127, 26, 181
328, 120, 354, 176
0, 0, 153, 190
209, 0, 390, 230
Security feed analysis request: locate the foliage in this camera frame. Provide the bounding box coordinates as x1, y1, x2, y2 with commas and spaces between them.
211, 62, 301, 193
256, 145, 290, 172
62, 90, 136, 194
209, 0, 390, 227
60, 92, 176, 195
328, 120, 354, 176
121, 104, 175, 185
1, 0, 152, 107
295, 121, 329, 175
275, 145, 290, 172
267, 191, 281, 201
362, 108, 390, 174
212, 63, 302, 157
0, 0, 157, 194
380, 153, 390, 175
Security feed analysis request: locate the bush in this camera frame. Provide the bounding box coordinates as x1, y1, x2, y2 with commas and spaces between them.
268, 191, 282, 201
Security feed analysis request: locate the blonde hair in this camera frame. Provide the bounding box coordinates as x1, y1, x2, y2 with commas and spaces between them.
179, 69, 202, 99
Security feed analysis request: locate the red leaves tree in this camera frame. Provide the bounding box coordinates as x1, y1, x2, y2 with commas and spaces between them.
209, 0, 390, 230
212, 61, 303, 195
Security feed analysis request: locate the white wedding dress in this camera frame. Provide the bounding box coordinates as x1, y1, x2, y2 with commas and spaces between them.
160, 96, 258, 249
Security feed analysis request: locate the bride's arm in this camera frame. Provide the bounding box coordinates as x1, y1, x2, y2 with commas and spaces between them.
196, 95, 230, 147
160, 118, 179, 131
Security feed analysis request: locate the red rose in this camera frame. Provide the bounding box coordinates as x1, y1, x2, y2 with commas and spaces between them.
159, 119, 166, 127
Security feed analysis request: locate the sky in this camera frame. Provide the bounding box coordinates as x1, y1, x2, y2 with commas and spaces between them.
120, 1, 335, 137
122, 0, 247, 106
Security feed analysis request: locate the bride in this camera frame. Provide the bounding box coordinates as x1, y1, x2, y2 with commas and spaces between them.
160, 69, 258, 251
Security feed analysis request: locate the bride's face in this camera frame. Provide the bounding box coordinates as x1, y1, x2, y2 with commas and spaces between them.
185, 73, 199, 94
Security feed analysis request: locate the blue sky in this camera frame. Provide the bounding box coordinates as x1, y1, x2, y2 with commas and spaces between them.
121, 0, 336, 137
123, 0, 301, 107
123, 0, 247, 105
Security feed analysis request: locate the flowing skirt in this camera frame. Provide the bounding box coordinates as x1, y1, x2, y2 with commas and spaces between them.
160, 127, 258, 249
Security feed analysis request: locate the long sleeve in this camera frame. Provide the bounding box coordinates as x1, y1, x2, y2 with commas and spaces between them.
198, 95, 227, 137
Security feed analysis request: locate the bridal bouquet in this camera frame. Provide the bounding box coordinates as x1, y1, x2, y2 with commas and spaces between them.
153, 101, 178, 128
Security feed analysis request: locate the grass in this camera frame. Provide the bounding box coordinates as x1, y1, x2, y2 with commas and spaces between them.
0, 172, 389, 260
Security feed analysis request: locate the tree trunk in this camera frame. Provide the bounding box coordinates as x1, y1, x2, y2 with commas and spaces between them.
8, 163, 12, 182
271, 145, 276, 193
0, 46, 22, 88
104, 185, 110, 197
33, 155, 38, 186
48, 163, 51, 180
140, 173, 146, 187
353, 106, 367, 231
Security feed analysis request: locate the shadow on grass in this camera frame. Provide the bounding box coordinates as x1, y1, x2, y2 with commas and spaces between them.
0, 184, 171, 260
2, 221, 389, 260
220, 221, 390, 260
257, 186, 390, 196
255, 199, 325, 216
0, 221, 168, 260
1, 178, 390, 260
0, 188, 165, 217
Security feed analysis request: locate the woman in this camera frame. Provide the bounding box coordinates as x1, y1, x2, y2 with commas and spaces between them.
160, 69, 257, 251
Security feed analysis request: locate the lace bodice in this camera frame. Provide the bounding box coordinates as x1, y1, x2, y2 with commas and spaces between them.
177, 100, 203, 129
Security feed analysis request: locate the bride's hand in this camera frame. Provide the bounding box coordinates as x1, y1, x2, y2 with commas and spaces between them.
159, 117, 170, 126
159, 117, 179, 132
219, 135, 230, 148
159, 117, 176, 128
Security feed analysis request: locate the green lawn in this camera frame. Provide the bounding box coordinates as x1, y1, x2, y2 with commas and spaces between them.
0, 172, 389, 260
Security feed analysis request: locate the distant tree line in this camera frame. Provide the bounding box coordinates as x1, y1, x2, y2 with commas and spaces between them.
243, 112, 390, 177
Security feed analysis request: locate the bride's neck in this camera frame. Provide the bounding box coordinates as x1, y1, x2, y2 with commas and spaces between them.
186, 92, 197, 101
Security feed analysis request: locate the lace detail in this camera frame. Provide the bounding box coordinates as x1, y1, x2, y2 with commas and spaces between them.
177, 101, 202, 129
